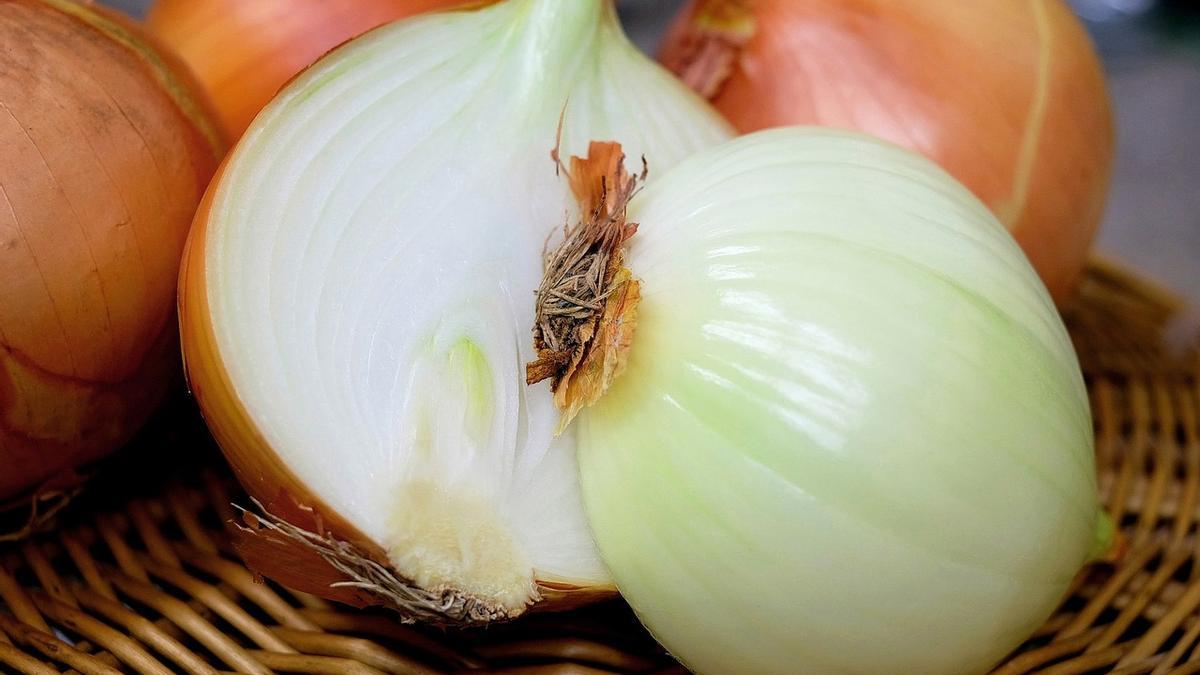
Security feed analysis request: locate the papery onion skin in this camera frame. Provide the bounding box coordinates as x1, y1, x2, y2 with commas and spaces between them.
0, 0, 223, 500
146, 0, 472, 139
660, 0, 1115, 304
579, 128, 1104, 675
179, 0, 730, 621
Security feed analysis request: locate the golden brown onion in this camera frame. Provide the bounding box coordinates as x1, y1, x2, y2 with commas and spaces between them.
0, 0, 223, 500
146, 0, 472, 139
660, 0, 1115, 303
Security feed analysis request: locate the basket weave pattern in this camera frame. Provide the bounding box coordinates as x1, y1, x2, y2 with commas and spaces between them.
0, 260, 1196, 674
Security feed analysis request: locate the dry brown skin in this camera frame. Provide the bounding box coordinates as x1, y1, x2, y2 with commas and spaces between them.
0, 0, 223, 503
0, 471, 82, 542
528, 141, 644, 432
661, 0, 1114, 304
661, 0, 755, 99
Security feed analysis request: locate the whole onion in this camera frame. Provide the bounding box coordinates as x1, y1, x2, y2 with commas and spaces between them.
660, 0, 1115, 303
146, 0, 469, 139
0, 0, 223, 501
579, 128, 1109, 675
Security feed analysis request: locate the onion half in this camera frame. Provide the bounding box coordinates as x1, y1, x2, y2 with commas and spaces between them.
0, 0, 223, 501
660, 0, 1116, 303
179, 0, 730, 621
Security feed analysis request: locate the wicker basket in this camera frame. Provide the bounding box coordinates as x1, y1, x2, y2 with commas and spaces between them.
0, 259, 1196, 674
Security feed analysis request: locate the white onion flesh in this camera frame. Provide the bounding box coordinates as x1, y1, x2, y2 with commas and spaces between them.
578, 128, 1104, 675
198, 0, 730, 611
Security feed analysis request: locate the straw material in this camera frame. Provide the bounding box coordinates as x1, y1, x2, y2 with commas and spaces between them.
0, 258, 1196, 674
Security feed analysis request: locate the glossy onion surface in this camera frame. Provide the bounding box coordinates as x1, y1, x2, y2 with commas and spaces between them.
580, 129, 1104, 675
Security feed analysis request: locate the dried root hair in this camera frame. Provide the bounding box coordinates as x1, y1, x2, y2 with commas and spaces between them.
235, 499, 529, 625
527, 132, 646, 431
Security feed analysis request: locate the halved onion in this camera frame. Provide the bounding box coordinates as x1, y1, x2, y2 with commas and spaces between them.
178, 0, 730, 621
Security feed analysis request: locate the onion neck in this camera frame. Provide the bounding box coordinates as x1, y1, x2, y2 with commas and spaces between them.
511, 0, 603, 75
507, 0, 631, 100
661, 0, 756, 100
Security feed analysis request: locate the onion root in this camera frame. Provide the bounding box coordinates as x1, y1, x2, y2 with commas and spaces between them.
528, 140, 644, 432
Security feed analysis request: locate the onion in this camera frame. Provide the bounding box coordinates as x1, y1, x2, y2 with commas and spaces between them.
178, 0, 730, 621
578, 128, 1108, 675
0, 0, 223, 501
659, 0, 1115, 303
146, 0, 471, 139
178, 0, 1104, 663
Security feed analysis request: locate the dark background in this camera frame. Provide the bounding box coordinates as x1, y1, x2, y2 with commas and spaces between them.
104, 0, 1200, 304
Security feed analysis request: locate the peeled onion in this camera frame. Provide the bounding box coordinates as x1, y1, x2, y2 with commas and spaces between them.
660, 0, 1115, 303
178, 0, 729, 621
0, 0, 223, 501
579, 128, 1107, 675
146, 0, 469, 139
